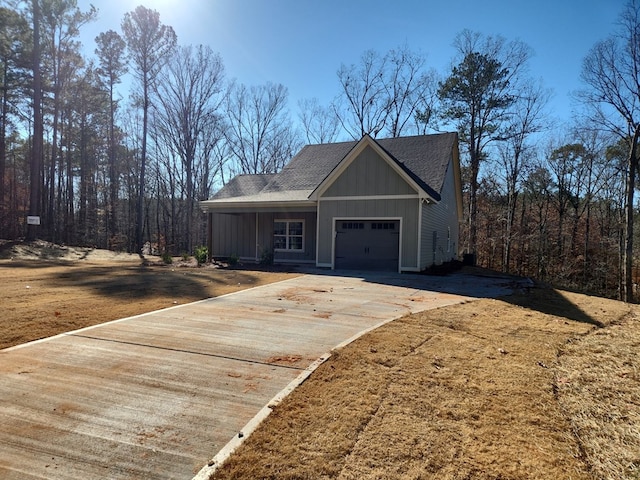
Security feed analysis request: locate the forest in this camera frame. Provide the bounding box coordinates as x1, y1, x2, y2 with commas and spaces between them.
2, 0, 640, 301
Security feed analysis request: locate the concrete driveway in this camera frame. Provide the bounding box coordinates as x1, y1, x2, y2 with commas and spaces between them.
0, 270, 518, 479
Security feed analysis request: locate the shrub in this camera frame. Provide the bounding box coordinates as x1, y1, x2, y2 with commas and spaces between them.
228, 253, 239, 266
260, 249, 274, 266
161, 251, 173, 264
194, 245, 208, 265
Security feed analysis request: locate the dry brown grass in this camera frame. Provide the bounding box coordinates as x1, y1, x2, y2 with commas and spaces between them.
211, 286, 636, 480
555, 309, 640, 480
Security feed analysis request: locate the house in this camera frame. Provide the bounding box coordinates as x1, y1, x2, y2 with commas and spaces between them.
200, 133, 463, 272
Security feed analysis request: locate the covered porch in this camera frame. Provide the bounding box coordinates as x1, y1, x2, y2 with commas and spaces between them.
205, 206, 317, 265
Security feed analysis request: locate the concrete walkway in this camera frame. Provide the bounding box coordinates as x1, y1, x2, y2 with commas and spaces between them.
0, 271, 517, 480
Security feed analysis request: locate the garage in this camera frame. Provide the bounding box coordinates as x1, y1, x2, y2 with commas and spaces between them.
334, 220, 400, 271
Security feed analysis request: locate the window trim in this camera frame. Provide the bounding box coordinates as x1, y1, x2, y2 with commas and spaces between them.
274, 219, 305, 253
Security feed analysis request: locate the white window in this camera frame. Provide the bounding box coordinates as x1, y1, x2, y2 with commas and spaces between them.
274, 220, 304, 251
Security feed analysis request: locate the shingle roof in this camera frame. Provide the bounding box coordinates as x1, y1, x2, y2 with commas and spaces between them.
207, 133, 457, 204
211, 174, 275, 199
261, 141, 358, 193
376, 133, 457, 201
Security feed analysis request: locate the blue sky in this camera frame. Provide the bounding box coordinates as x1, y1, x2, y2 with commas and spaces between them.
78, 0, 623, 129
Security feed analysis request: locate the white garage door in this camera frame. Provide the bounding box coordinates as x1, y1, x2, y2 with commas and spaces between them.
334, 220, 400, 271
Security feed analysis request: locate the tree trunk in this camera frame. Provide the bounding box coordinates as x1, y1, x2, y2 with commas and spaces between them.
623, 124, 640, 302
136, 78, 149, 255
0, 61, 8, 219
48, 100, 59, 242
468, 128, 480, 257
503, 188, 518, 273
65, 119, 74, 244
108, 81, 118, 246
78, 116, 87, 242
27, 0, 42, 242
584, 198, 591, 288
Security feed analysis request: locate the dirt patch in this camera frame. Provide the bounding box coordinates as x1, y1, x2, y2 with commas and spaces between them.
266, 355, 304, 366
0, 241, 297, 350
278, 287, 332, 304
210, 286, 635, 480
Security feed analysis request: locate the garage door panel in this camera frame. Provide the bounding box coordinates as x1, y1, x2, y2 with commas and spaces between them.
335, 221, 399, 271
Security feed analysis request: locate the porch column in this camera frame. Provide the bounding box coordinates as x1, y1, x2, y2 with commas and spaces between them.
207, 213, 213, 262
255, 212, 259, 262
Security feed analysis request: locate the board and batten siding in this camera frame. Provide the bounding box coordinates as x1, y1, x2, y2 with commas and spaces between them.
317, 145, 421, 270
209, 212, 256, 259
420, 162, 460, 268
322, 145, 416, 197
209, 211, 316, 263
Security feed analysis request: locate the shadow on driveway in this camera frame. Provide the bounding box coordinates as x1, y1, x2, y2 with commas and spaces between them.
293, 266, 601, 327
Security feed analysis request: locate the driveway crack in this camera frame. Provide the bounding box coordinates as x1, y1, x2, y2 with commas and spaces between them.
67, 333, 306, 371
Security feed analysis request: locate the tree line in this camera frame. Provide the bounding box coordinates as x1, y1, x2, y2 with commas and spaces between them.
1, 0, 640, 301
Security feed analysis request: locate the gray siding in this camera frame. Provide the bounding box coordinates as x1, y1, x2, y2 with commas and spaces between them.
317, 198, 419, 269
209, 212, 256, 259
420, 162, 460, 268
209, 211, 316, 263
260, 211, 317, 263
322, 145, 416, 197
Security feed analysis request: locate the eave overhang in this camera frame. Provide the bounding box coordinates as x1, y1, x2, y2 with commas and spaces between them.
199, 199, 317, 213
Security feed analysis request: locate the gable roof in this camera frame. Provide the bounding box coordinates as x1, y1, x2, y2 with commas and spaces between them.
202, 132, 458, 208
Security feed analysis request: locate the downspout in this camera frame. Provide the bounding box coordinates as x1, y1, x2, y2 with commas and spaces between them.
417, 198, 423, 271
315, 200, 320, 267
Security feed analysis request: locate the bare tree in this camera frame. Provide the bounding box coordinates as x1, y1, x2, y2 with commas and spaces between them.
570, 128, 613, 285
298, 97, 340, 144
334, 46, 436, 139
224, 82, 300, 175
580, 0, 640, 302
384, 44, 436, 137
121, 5, 176, 254
497, 79, 550, 271
154, 44, 225, 253
334, 49, 389, 139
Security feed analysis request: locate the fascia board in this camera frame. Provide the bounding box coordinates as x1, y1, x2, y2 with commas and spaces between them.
199, 200, 316, 212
